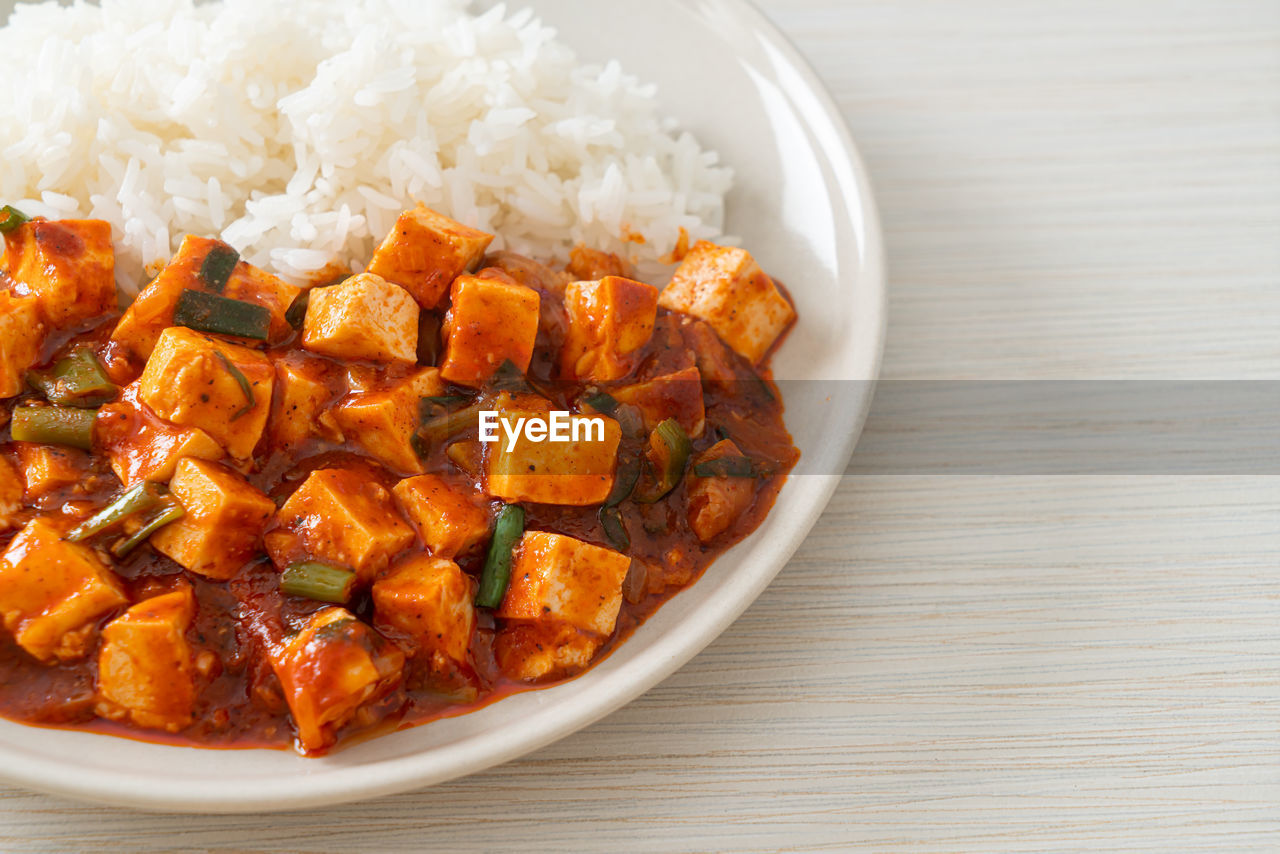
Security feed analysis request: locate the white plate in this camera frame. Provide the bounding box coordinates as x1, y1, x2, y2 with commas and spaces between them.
0, 0, 884, 811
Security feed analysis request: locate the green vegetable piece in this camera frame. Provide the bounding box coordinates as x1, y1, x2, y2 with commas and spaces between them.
174, 288, 270, 340
582, 390, 618, 415
280, 561, 357, 604
10, 405, 97, 450
285, 290, 310, 330
111, 503, 185, 558
599, 506, 630, 552
416, 398, 486, 448
604, 455, 640, 507
213, 350, 255, 420
0, 205, 30, 233
634, 418, 692, 503
198, 243, 240, 292
476, 504, 524, 609
67, 482, 168, 543
693, 456, 756, 478
26, 348, 118, 408
488, 359, 529, 392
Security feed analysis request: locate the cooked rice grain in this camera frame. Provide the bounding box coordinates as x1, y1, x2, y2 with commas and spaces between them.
0, 0, 733, 291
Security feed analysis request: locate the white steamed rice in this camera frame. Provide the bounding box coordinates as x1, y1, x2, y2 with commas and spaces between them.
0, 0, 733, 292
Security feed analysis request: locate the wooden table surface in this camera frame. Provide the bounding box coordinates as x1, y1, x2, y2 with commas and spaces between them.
3, 0, 1279, 850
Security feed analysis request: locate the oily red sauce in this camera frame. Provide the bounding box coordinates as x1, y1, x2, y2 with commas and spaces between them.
0, 249, 798, 753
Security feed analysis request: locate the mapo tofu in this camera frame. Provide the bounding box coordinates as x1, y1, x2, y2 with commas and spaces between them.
0, 205, 797, 754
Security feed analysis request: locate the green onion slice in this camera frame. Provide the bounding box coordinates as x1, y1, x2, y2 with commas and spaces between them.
67, 482, 168, 542
476, 504, 524, 609
581, 390, 618, 415
26, 348, 117, 408
174, 289, 271, 340
634, 418, 692, 503
0, 206, 29, 233
285, 290, 310, 329
9, 405, 97, 450
599, 506, 630, 552
604, 455, 640, 507
198, 243, 240, 292
111, 503, 185, 558
280, 561, 357, 604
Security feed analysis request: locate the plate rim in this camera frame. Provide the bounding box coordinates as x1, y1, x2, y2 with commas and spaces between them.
0, 0, 886, 812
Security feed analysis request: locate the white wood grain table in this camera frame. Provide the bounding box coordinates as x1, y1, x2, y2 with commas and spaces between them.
3, 0, 1279, 850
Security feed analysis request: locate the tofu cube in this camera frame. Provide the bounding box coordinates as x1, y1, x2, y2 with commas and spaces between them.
0, 517, 127, 661
4, 219, 116, 329
0, 291, 47, 398
558, 276, 658, 381
439, 274, 540, 387
494, 621, 599, 682
137, 327, 274, 460
498, 531, 631, 637
686, 439, 757, 543
658, 240, 795, 364
333, 368, 444, 474
97, 390, 225, 485
149, 458, 276, 580
270, 607, 405, 752
268, 355, 343, 449
0, 455, 24, 531
366, 205, 494, 309
110, 235, 301, 362
392, 474, 491, 558
266, 468, 415, 584
13, 442, 89, 501
302, 273, 418, 364
372, 555, 476, 664
609, 366, 705, 438
96, 587, 196, 732
484, 393, 622, 506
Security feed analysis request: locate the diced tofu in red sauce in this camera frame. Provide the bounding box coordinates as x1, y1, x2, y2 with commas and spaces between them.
150, 458, 275, 580
136, 327, 274, 460
372, 555, 476, 665
610, 366, 705, 438
266, 468, 415, 584
558, 275, 658, 381
4, 219, 116, 328
439, 272, 540, 386
270, 607, 405, 753
366, 204, 494, 309
0, 291, 46, 398
302, 273, 419, 364
109, 235, 300, 363
658, 240, 795, 364
485, 392, 622, 506
392, 474, 491, 558
0, 518, 127, 662
0, 210, 798, 756
334, 367, 444, 474
96, 587, 197, 732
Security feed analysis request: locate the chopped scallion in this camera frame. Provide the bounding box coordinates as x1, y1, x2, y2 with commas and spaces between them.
476, 504, 524, 608
67, 482, 168, 542
0, 205, 29, 233
198, 243, 240, 292
280, 561, 357, 604
174, 288, 271, 340
10, 405, 96, 450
